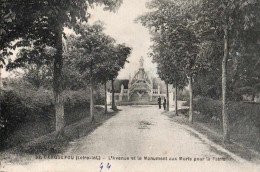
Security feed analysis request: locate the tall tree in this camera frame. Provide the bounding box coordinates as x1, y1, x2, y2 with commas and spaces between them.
68, 22, 131, 117
94, 45, 131, 113
107, 45, 131, 111
197, 0, 260, 143
138, 0, 207, 119
67, 22, 114, 120
3, 0, 123, 133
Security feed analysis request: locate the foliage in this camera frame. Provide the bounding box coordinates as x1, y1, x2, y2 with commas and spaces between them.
195, 0, 260, 100
139, 0, 211, 77
149, 31, 187, 89
0, 0, 16, 63
2, 0, 123, 131
138, 0, 213, 122
177, 90, 190, 101
102, 43, 131, 82
0, 81, 104, 149
68, 22, 113, 83
66, 22, 131, 84
193, 96, 260, 129
138, 0, 260, 102
192, 96, 260, 152
1, 0, 123, 49
0, 87, 53, 148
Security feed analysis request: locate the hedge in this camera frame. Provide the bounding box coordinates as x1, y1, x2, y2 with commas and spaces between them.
0, 88, 103, 149
193, 97, 260, 124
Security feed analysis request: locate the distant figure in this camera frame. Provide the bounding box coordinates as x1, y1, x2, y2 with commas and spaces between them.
163, 97, 166, 110
158, 96, 161, 109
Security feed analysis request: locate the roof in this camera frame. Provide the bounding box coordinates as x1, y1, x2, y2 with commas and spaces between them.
107, 79, 129, 93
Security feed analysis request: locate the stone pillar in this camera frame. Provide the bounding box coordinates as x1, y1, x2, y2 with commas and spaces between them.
150, 89, 153, 101
127, 89, 130, 101
121, 84, 124, 93
119, 84, 124, 101
158, 86, 161, 95
128, 75, 131, 101
107, 92, 111, 105
128, 73, 131, 87
150, 76, 153, 101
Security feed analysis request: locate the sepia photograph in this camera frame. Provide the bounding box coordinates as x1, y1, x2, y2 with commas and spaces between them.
0, 0, 260, 171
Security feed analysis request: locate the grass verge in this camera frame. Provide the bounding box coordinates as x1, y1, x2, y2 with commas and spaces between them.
163, 110, 260, 164
1, 108, 117, 164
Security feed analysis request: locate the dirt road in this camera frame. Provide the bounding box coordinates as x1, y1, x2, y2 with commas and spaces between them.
66, 106, 225, 158
3, 106, 259, 172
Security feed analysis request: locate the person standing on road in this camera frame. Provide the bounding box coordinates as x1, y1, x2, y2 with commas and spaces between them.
158, 96, 161, 109
163, 97, 166, 110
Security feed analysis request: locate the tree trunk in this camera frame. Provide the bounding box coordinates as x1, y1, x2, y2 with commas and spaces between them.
0, 62, 2, 88
104, 81, 107, 114
222, 27, 230, 143
189, 75, 193, 124
252, 94, 255, 102
53, 23, 65, 132
111, 79, 116, 110
90, 81, 94, 121
175, 80, 178, 116
166, 83, 169, 111
90, 61, 94, 121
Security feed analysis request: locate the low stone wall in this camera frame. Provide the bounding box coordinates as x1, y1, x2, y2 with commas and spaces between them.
116, 101, 158, 105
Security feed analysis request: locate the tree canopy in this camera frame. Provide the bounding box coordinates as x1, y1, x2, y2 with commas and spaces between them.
138, 0, 260, 142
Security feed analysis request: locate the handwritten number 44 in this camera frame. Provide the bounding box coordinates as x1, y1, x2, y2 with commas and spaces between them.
100, 162, 111, 172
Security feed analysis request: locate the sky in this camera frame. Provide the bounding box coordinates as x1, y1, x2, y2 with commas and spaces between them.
88, 0, 157, 79
2, 0, 157, 79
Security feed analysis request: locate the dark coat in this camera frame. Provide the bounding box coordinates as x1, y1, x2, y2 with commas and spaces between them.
158, 97, 161, 104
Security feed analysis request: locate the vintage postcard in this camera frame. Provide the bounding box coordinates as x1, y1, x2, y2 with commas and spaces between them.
1, 0, 260, 171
